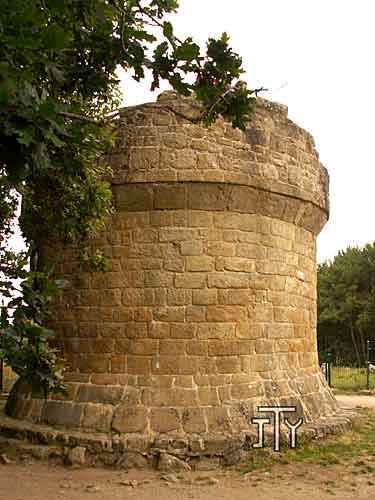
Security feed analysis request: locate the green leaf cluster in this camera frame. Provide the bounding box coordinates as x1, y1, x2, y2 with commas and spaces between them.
0, 253, 67, 398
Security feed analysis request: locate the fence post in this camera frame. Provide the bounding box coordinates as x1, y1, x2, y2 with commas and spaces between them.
327, 351, 332, 387
324, 351, 332, 387
366, 340, 371, 391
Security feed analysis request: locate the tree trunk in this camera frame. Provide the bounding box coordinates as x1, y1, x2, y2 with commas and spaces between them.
4, 377, 31, 418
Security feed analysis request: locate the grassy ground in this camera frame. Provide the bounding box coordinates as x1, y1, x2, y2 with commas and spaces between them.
243, 409, 375, 474
331, 366, 375, 392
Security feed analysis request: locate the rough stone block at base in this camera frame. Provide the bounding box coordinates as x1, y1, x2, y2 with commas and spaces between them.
0, 398, 357, 471
41, 401, 84, 428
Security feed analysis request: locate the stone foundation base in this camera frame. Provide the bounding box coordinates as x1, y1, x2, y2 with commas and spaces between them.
7, 370, 339, 433
3, 370, 352, 469
0, 400, 356, 469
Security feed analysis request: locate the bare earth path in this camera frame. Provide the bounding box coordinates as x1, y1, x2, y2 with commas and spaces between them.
1, 461, 375, 500
335, 393, 375, 409
1, 394, 375, 500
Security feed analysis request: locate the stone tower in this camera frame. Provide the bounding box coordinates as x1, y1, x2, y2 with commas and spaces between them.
10, 92, 340, 460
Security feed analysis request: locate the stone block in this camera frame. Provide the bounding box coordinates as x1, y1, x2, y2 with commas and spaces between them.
197, 323, 235, 339
198, 387, 220, 405
66, 446, 86, 466
160, 340, 186, 355
188, 211, 213, 227
115, 339, 131, 354
117, 451, 148, 470
180, 240, 203, 256
143, 387, 197, 407
127, 356, 151, 374
149, 321, 170, 338
224, 290, 253, 306
153, 306, 185, 322
186, 340, 208, 356
214, 213, 257, 232
167, 289, 191, 306
207, 241, 235, 257
112, 406, 148, 433
115, 185, 153, 211
187, 184, 227, 211
216, 356, 241, 373
111, 355, 127, 373
80, 355, 110, 373
192, 290, 217, 305
150, 408, 181, 433
175, 273, 207, 289
144, 270, 173, 288
185, 256, 214, 272
77, 385, 124, 404
159, 227, 196, 242
154, 184, 186, 209
129, 339, 158, 355
186, 306, 206, 322
182, 408, 207, 433
206, 305, 247, 322
82, 403, 114, 432
42, 401, 83, 428
231, 383, 259, 400
207, 273, 249, 289
158, 452, 191, 472
216, 257, 255, 273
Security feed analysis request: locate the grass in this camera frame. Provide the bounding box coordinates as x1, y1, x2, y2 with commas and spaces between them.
330, 366, 375, 392
243, 409, 375, 473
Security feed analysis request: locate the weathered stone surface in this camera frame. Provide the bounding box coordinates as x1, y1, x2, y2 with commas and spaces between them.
42, 402, 83, 428
117, 451, 148, 470
112, 406, 148, 433
0, 402, 355, 469
157, 452, 191, 472
82, 404, 114, 432
150, 409, 181, 433
66, 446, 86, 466
9, 91, 339, 453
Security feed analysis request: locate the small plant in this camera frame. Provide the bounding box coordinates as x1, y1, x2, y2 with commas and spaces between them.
0, 250, 67, 412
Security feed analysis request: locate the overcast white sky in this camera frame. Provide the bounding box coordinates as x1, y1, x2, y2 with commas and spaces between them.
118, 0, 375, 263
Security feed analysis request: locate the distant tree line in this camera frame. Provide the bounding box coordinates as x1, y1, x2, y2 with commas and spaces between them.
318, 243, 375, 366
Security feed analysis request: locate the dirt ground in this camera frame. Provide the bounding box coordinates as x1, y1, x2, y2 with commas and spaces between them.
1, 460, 375, 500
336, 393, 375, 409
1, 394, 375, 500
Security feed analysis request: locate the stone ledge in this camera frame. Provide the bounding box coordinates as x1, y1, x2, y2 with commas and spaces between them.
112, 182, 327, 235
0, 403, 357, 469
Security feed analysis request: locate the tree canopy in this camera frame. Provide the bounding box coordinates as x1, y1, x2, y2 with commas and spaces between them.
0, 0, 258, 396
318, 243, 375, 365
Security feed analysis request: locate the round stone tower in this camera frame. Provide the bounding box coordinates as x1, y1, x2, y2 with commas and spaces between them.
10, 92, 340, 458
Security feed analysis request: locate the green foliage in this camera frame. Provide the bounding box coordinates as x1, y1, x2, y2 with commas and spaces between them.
151, 29, 256, 130
318, 243, 375, 365
0, 0, 258, 398
0, 252, 66, 397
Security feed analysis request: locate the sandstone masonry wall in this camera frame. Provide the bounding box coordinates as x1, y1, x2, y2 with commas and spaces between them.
10, 92, 337, 448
